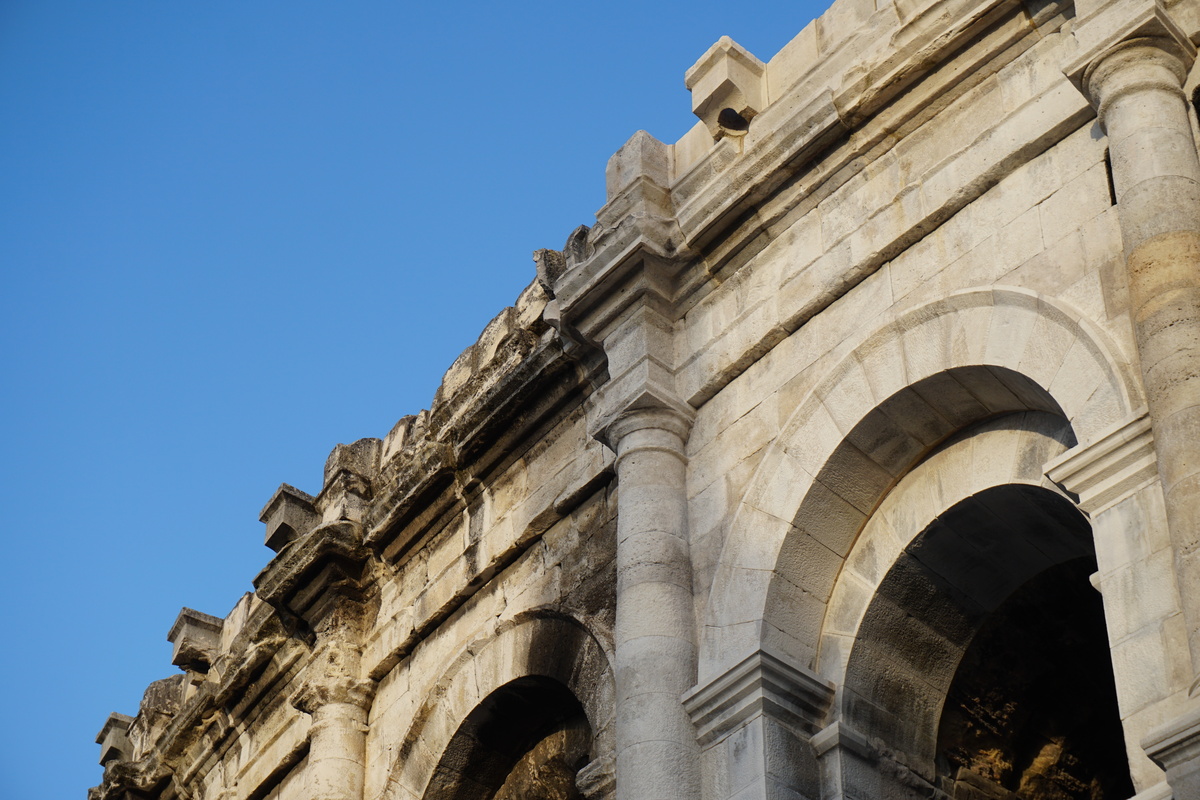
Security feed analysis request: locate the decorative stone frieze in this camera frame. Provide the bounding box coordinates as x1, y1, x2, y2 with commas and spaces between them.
1046, 408, 1156, 516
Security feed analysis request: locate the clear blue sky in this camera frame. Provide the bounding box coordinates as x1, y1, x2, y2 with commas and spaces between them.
0, 2, 827, 796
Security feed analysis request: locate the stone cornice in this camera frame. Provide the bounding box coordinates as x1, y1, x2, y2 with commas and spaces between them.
682, 647, 834, 747
253, 521, 372, 626
1045, 408, 1157, 516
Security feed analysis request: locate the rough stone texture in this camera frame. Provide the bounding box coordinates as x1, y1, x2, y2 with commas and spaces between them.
92, 2, 1200, 800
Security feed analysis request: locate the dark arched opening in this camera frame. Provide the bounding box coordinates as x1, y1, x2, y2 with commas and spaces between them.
426, 676, 592, 800
937, 559, 1133, 798
841, 484, 1133, 798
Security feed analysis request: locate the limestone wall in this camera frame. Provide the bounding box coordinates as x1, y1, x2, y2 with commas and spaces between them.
93, 1, 1200, 799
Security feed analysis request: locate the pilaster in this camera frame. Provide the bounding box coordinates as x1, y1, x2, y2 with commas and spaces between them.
683, 648, 834, 800
548, 128, 701, 800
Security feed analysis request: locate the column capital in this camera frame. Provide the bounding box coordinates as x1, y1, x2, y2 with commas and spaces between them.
291, 638, 376, 714
291, 675, 375, 715
590, 385, 694, 458
1064, 3, 1195, 126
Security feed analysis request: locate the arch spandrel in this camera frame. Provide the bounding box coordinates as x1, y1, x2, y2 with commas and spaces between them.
699, 287, 1140, 684
381, 613, 615, 800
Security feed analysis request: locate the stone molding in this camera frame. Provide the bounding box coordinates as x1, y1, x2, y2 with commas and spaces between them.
682, 647, 834, 747
1045, 407, 1157, 516
252, 520, 372, 624
575, 755, 615, 800
810, 720, 872, 760
1144, 700, 1200, 794
1128, 781, 1173, 800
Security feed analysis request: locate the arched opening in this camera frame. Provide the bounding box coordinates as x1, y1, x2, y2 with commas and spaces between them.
938, 560, 1132, 799
841, 485, 1134, 799
425, 676, 593, 800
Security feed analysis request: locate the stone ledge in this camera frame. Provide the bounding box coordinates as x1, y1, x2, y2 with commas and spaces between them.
1045, 407, 1156, 516
682, 647, 834, 746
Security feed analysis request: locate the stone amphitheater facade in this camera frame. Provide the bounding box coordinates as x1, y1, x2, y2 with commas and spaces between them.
92, 1, 1200, 798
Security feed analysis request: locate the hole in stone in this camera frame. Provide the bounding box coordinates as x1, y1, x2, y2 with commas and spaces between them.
717, 107, 749, 133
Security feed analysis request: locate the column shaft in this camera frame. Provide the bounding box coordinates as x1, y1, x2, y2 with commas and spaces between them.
1089, 38, 1200, 677
308, 700, 369, 800
610, 408, 700, 800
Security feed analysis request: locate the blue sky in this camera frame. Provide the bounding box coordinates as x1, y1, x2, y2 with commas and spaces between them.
0, 2, 826, 796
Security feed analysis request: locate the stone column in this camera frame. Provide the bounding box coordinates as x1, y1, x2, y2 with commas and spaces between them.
253, 518, 376, 800
604, 402, 700, 800
1068, 4, 1200, 677
292, 616, 373, 800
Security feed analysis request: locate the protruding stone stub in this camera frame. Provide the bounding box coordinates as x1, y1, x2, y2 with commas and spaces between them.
605, 130, 673, 201
167, 607, 224, 672
259, 483, 318, 552
685, 36, 766, 140
324, 438, 381, 487
95, 712, 134, 765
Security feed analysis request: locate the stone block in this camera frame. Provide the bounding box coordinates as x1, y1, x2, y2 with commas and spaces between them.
167, 607, 224, 672
95, 712, 134, 765
259, 483, 318, 552
685, 37, 767, 140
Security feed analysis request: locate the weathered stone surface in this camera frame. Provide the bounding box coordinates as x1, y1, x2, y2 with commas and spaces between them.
93, 2, 1200, 800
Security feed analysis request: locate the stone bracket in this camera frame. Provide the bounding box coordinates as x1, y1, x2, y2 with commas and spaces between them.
259, 483, 318, 553
1045, 407, 1156, 516
684, 36, 766, 140
683, 647, 834, 746
96, 712, 135, 765
167, 607, 224, 672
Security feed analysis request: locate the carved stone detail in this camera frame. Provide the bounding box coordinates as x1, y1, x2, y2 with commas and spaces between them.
1046, 408, 1157, 516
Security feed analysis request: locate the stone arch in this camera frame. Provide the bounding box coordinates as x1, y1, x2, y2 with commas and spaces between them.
838, 479, 1131, 796
382, 612, 615, 800
699, 287, 1140, 684
815, 411, 1077, 683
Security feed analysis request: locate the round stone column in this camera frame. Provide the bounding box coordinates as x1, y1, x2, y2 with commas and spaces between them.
606, 405, 700, 800
293, 643, 373, 800
1082, 32, 1200, 675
